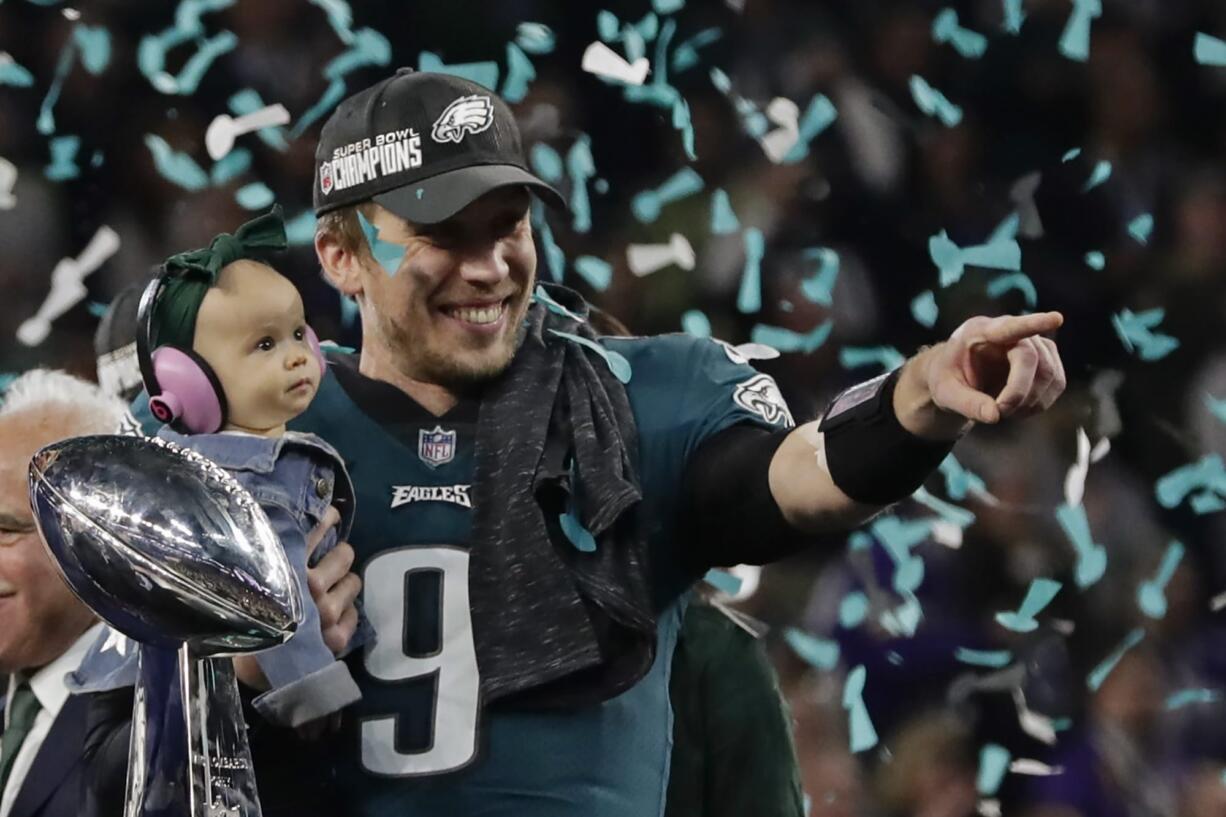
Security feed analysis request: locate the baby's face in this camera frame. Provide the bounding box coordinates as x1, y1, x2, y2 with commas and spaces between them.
193, 260, 320, 436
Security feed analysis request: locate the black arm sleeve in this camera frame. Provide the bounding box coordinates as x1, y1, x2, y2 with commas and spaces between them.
81, 688, 135, 817
679, 423, 822, 572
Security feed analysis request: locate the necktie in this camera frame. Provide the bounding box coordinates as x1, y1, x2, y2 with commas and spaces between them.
0, 683, 41, 794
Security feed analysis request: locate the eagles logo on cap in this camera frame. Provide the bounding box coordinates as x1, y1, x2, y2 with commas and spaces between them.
432, 95, 495, 144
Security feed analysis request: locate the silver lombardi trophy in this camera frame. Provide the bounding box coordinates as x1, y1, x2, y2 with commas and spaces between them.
28, 434, 302, 817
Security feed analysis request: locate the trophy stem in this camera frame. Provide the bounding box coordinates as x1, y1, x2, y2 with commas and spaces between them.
181, 647, 263, 817
126, 645, 190, 817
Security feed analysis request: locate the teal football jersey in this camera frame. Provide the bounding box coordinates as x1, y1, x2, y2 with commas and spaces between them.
137, 332, 793, 816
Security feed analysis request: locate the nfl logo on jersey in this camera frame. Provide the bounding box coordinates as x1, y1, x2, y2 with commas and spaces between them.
418, 426, 456, 467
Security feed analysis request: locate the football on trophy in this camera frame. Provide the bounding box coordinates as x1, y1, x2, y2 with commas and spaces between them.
28, 433, 301, 655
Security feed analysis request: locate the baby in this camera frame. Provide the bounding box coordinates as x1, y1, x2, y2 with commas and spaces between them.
73, 207, 364, 728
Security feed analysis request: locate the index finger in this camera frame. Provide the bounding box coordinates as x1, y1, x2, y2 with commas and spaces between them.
976, 312, 1064, 346
306, 504, 342, 560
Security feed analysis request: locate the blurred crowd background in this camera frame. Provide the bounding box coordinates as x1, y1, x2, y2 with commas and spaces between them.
4, 0, 1226, 814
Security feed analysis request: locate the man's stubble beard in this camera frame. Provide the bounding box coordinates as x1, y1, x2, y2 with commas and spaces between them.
382, 297, 531, 390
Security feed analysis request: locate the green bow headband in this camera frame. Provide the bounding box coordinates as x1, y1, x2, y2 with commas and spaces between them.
152, 206, 288, 350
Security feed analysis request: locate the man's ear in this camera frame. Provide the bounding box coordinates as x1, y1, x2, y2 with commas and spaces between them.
316, 232, 364, 298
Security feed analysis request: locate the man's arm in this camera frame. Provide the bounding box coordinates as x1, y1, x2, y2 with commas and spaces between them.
769, 312, 1065, 533
682, 313, 1066, 569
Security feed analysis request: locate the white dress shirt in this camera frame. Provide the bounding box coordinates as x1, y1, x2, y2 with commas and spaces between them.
0, 623, 103, 817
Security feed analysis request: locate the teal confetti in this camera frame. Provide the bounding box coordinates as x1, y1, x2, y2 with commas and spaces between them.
87, 301, 108, 318
356, 210, 407, 276
1002, 0, 1025, 34
785, 628, 840, 671
782, 94, 839, 164
229, 89, 289, 152
843, 665, 879, 753
308, 0, 356, 41
800, 248, 839, 305
1191, 491, 1226, 514
911, 290, 939, 328
502, 42, 535, 104
848, 531, 873, 552
1086, 627, 1144, 691
955, 648, 1013, 668
990, 212, 1021, 243
144, 134, 208, 191
912, 487, 977, 528
709, 66, 732, 94
559, 511, 597, 552
1083, 159, 1112, 192
1204, 393, 1226, 425
1056, 502, 1108, 589
1194, 33, 1226, 67
532, 201, 565, 283
566, 135, 596, 233
932, 8, 988, 59
930, 229, 1022, 287
417, 51, 499, 88
750, 321, 834, 354
71, 24, 111, 74
44, 135, 80, 181
533, 285, 585, 322
839, 346, 905, 372
1062, 147, 1082, 162
516, 22, 556, 54
284, 210, 317, 246
1058, 0, 1101, 62
681, 310, 711, 338
880, 592, 923, 638
872, 515, 932, 567
622, 23, 647, 63
1165, 688, 1221, 710
671, 28, 722, 74
548, 330, 633, 383
653, 0, 684, 12
779, 301, 794, 313
596, 10, 620, 43
671, 96, 697, 162
209, 147, 251, 185
1128, 213, 1154, 245
530, 144, 564, 184
235, 182, 274, 210
737, 228, 765, 314
939, 454, 988, 501
291, 27, 390, 137
977, 744, 1011, 795
986, 272, 1038, 307
838, 592, 869, 629
90, 150, 103, 167
1085, 251, 1106, 270
1112, 308, 1179, 361
1137, 540, 1184, 620
887, 651, 904, 666
703, 569, 742, 596
995, 577, 1062, 633
1155, 455, 1226, 511
710, 188, 740, 234
909, 75, 963, 127
573, 256, 612, 291
631, 167, 704, 223
138, 1, 238, 96
0, 55, 35, 87
634, 12, 660, 43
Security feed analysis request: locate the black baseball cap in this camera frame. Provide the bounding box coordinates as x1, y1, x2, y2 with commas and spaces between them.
313, 69, 565, 224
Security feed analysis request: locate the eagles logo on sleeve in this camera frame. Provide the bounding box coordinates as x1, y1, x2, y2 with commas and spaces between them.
733, 373, 795, 428
432, 95, 495, 144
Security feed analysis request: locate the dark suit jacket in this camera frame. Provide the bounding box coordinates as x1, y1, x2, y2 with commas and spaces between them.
0, 693, 90, 817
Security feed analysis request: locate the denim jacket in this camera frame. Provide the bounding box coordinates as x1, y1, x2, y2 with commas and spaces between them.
71, 428, 366, 728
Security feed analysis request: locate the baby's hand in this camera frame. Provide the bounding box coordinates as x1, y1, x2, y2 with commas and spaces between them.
307, 505, 362, 656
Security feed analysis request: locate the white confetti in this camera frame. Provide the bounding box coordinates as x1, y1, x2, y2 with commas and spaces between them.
626, 233, 695, 276
581, 41, 650, 86
759, 97, 801, 163
205, 103, 291, 160
1064, 427, 1092, 506
0, 157, 16, 209
18, 225, 120, 347
1010, 759, 1064, 776
1012, 687, 1057, 745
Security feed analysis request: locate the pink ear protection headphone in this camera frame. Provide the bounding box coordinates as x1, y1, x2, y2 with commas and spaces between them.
135, 269, 328, 434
